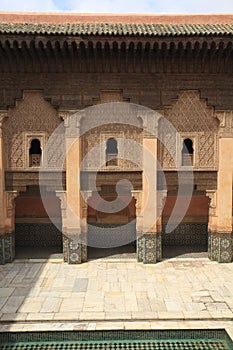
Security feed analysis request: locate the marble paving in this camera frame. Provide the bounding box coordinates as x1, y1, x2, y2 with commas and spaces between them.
0, 257, 232, 337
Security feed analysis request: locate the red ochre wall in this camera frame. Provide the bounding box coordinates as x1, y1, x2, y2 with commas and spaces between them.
15, 196, 61, 218
162, 195, 209, 223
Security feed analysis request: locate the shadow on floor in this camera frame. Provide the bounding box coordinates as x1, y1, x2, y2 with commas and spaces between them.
88, 243, 136, 260
15, 247, 63, 259
15, 244, 208, 260
162, 245, 208, 258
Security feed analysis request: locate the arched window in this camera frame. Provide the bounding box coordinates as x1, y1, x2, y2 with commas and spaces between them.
106, 138, 118, 166
182, 138, 194, 166
29, 139, 42, 167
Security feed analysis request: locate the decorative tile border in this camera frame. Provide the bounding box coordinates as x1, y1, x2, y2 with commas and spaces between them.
209, 231, 233, 263
137, 233, 162, 264
143, 234, 157, 264
0, 329, 232, 347
67, 236, 82, 264
63, 234, 88, 264
0, 232, 14, 265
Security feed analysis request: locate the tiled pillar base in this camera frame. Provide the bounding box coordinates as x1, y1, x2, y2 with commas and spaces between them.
137, 232, 162, 264
63, 234, 87, 264
208, 231, 233, 263
0, 232, 15, 265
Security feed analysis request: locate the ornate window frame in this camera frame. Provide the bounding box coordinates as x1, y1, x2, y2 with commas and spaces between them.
100, 131, 124, 170
178, 133, 198, 169
23, 132, 46, 170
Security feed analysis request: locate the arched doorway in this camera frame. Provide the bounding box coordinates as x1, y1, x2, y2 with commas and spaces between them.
87, 186, 136, 259
15, 186, 62, 259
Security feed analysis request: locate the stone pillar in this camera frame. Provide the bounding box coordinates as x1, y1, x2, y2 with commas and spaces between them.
55, 190, 68, 262
131, 190, 143, 262
208, 137, 233, 263
137, 111, 160, 264
206, 190, 217, 261
80, 190, 93, 262
0, 112, 18, 264
156, 190, 167, 261
210, 112, 233, 263
59, 110, 86, 264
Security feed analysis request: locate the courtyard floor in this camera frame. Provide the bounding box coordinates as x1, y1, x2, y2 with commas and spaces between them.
0, 256, 232, 339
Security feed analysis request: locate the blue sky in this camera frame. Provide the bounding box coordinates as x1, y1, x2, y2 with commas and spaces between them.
0, 0, 233, 13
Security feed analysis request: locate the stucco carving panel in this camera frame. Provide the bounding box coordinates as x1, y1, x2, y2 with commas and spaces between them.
160, 91, 218, 169
3, 91, 63, 169
82, 124, 142, 171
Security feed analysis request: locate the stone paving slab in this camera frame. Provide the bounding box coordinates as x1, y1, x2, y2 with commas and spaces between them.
0, 257, 232, 333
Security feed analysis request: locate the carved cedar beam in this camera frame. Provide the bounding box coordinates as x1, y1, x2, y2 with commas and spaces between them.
4, 40, 14, 72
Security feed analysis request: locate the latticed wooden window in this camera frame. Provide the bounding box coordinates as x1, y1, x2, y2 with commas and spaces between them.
29, 139, 42, 167
106, 138, 118, 166
182, 138, 193, 166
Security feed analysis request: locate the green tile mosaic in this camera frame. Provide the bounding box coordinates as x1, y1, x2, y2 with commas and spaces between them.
0, 330, 232, 349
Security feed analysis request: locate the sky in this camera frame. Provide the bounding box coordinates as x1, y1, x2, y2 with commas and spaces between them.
0, 0, 233, 14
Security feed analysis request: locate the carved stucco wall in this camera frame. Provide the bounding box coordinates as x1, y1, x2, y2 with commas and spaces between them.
81, 124, 142, 171
3, 91, 64, 170
159, 90, 219, 170
81, 90, 142, 171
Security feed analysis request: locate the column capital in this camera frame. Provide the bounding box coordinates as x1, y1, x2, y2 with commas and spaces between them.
215, 110, 233, 137
206, 190, 217, 217
59, 110, 84, 138
55, 190, 67, 219
137, 110, 161, 137
6, 191, 18, 218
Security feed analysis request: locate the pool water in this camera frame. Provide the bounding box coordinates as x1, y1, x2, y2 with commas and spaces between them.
0, 330, 232, 350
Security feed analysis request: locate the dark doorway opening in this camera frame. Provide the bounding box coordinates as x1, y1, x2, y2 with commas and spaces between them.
162, 194, 209, 258
15, 186, 62, 259
87, 186, 136, 260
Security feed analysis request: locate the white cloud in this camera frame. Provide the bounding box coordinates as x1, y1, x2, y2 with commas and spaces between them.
61, 0, 233, 13
66, 0, 154, 13
0, 0, 59, 12
0, 0, 233, 13
154, 0, 233, 14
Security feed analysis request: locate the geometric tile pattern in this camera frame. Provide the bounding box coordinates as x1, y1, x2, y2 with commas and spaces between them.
67, 237, 82, 264
136, 235, 144, 262
62, 235, 69, 262
137, 233, 162, 264
0, 237, 5, 265
0, 339, 230, 349
162, 222, 208, 247
0, 232, 15, 265
0, 329, 232, 347
142, 233, 157, 264
156, 232, 162, 261
63, 234, 88, 264
81, 240, 87, 263
15, 223, 62, 248
209, 231, 233, 263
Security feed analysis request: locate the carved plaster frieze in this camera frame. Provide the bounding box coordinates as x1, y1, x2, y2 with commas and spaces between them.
137, 110, 161, 137
0, 111, 8, 137
215, 111, 233, 137
55, 190, 67, 219
206, 190, 217, 216
59, 110, 83, 138
6, 190, 18, 218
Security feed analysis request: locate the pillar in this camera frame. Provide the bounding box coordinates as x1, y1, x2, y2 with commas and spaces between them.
137, 111, 160, 264
59, 110, 86, 264
208, 137, 233, 263
0, 111, 18, 264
